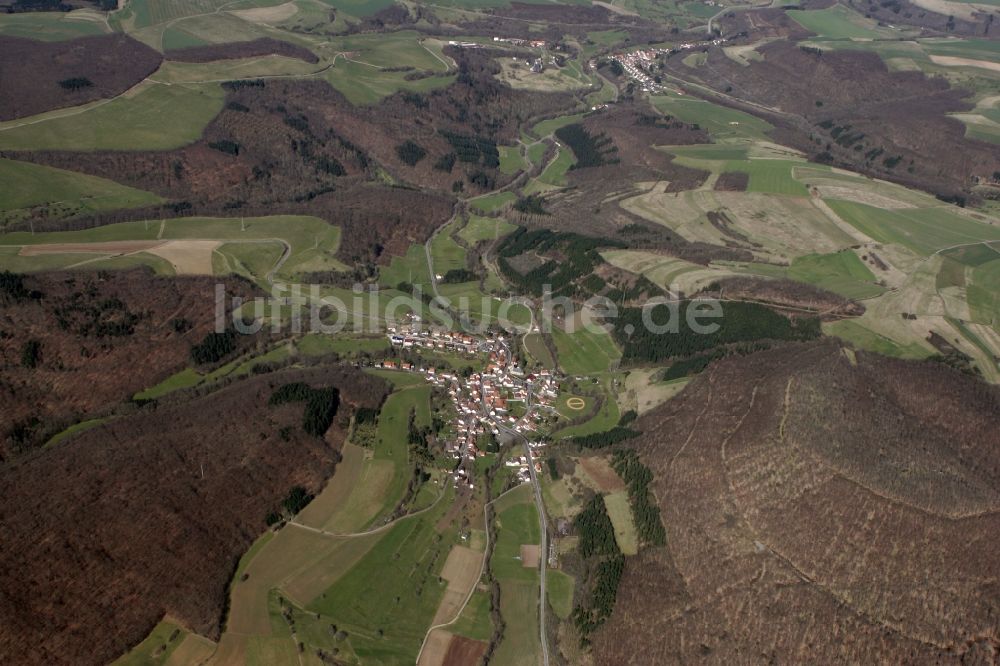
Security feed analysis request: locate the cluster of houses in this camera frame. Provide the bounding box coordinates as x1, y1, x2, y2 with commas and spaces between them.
379, 328, 562, 489
493, 36, 548, 49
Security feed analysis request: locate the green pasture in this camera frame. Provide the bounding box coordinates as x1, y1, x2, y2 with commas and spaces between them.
788, 4, 896, 40
0, 82, 225, 151
0, 158, 162, 226
469, 191, 516, 214
499, 145, 528, 175
825, 200, 1000, 256
552, 324, 621, 375
459, 215, 516, 244
650, 93, 774, 142
0, 9, 111, 40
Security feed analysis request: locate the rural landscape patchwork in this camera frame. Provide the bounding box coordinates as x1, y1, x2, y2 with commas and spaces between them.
1, 0, 1000, 663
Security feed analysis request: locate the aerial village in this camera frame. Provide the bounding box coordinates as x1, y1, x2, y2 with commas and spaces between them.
378, 327, 561, 490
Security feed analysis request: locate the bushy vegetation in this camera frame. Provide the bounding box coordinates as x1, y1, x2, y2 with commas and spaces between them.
612, 450, 666, 547
614, 302, 820, 363
190, 330, 237, 365
439, 130, 499, 168
351, 405, 379, 447
395, 140, 427, 166
554, 124, 618, 169
440, 268, 477, 284
269, 382, 340, 438
513, 195, 549, 215
570, 426, 641, 449
497, 228, 625, 298
58, 78, 93, 91
572, 495, 625, 644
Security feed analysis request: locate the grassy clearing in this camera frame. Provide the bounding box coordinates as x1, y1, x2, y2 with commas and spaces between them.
603, 491, 639, 556
552, 324, 620, 375
522, 332, 556, 370
527, 147, 575, 191
0, 82, 225, 151
546, 570, 574, 620
380, 243, 432, 289
469, 191, 516, 214
111, 619, 187, 666
499, 145, 528, 175
460, 215, 516, 244
430, 223, 468, 276
45, 417, 110, 449
296, 333, 390, 357
651, 93, 773, 142
554, 384, 620, 439
492, 581, 541, 666
744, 250, 885, 300
531, 113, 585, 139
0, 158, 162, 225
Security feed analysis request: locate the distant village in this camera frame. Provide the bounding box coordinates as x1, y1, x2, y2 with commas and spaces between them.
379, 327, 561, 490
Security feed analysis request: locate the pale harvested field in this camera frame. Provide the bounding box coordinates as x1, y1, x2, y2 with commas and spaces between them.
813, 185, 916, 210
417, 629, 453, 666
578, 456, 626, 493
165, 633, 216, 666
230, 1, 298, 23
147, 239, 219, 275
431, 545, 485, 625
294, 443, 364, 530
622, 369, 692, 415
930, 55, 1000, 73
520, 544, 541, 568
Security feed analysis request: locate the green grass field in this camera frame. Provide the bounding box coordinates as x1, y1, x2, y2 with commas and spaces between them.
469, 191, 516, 214
823, 319, 932, 359
499, 145, 529, 175
44, 418, 111, 449
744, 250, 885, 300
552, 324, 621, 375
450, 589, 493, 641
492, 484, 543, 666
306, 485, 457, 663
546, 569, 574, 620
380, 243, 433, 290
459, 215, 516, 244
0, 9, 111, 40
0, 82, 225, 151
787, 5, 894, 40
651, 93, 774, 142
0, 158, 162, 226
554, 381, 620, 439
531, 113, 585, 139
430, 225, 468, 276
522, 332, 556, 370
826, 200, 1000, 256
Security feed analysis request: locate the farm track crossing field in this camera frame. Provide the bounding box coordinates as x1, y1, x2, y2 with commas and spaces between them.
0, 215, 345, 280
0, 9, 111, 40
0, 82, 225, 152
459, 215, 516, 244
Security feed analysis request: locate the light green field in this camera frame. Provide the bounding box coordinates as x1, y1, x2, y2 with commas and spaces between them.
0, 245, 173, 276
45, 418, 110, 449
554, 382, 620, 439
826, 200, 1000, 256
0, 9, 110, 40
531, 113, 585, 139
499, 145, 529, 175
522, 332, 556, 370
824, 319, 932, 359
738, 250, 885, 300
430, 224, 468, 276
450, 589, 493, 641
603, 491, 639, 556
306, 484, 457, 664
296, 333, 390, 357
651, 93, 774, 142
380, 243, 433, 289
367, 385, 432, 526
0, 158, 162, 226
546, 570, 574, 620
459, 215, 516, 244
492, 484, 542, 666
0, 82, 225, 151
788, 5, 899, 40
527, 147, 575, 190
526, 141, 548, 167
469, 191, 516, 214
213, 241, 284, 281
552, 324, 621, 375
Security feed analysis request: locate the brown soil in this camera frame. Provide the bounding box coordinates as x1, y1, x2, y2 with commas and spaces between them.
442, 635, 488, 666
714, 171, 749, 192
593, 340, 1000, 663
0, 364, 389, 666
520, 544, 541, 568
578, 456, 626, 493
0, 34, 162, 121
